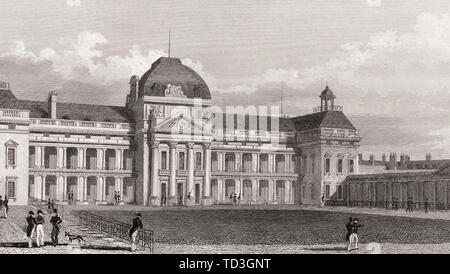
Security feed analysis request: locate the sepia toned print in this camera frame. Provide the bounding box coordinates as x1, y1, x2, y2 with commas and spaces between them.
0, 0, 449, 255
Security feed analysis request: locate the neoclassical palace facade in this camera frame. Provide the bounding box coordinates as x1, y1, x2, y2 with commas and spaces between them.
0, 57, 361, 206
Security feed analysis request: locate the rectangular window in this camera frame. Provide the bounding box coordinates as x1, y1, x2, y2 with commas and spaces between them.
196, 152, 202, 170
325, 185, 330, 199
337, 159, 343, 173
302, 184, 306, 198
178, 152, 185, 170
311, 155, 315, 174
337, 185, 343, 200
160, 151, 167, 170
349, 159, 354, 173
7, 148, 16, 166
325, 158, 330, 173
7, 181, 16, 198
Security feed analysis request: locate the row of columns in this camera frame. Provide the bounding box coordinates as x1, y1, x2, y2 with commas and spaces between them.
346, 180, 450, 210
31, 175, 124, 203
150, 141, 212, 206
213, 178, 293, 204
213, 152, 294, 173
32, 146, 126, 170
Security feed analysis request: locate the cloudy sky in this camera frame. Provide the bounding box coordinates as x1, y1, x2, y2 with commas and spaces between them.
1, 0, 450, 160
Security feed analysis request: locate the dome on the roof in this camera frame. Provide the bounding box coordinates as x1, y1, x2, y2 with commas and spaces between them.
138, 57, 211, 99
320, 85, 335, 99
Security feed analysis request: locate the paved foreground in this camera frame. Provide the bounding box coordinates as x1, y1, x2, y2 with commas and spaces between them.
1, 205, 450, 254
0, 206, 145, 254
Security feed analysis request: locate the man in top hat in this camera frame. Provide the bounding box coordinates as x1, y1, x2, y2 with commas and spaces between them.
129, 212, 143, 252
347, 218, 364, 251
26, 211, 37, 248
50, 209, 63, 247
35, 209, 45, 247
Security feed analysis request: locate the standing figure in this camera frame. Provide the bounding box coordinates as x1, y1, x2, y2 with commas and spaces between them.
424, 198, 429, 213
385, 197, 390, 210
129, 212, 143, 252
4, 196, 8, 215
347, 218, 364, 251
233, 193, 237, 205
50, 209, 63, 247
345, 217, 353, 245
26, 211, 37, 248
0, 196, 5, 219
35, 209, 45, 247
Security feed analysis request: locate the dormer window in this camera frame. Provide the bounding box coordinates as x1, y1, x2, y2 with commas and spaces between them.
5, 139, 18, 168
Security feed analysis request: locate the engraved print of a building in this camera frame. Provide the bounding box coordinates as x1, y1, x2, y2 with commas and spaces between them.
0, 56, 361, 206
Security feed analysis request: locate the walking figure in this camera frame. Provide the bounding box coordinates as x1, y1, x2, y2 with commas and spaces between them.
345, 217, 353, 245
233, 193, 237, 205
50, 209, 62, 247
347, 218, 364, 251
35, 209, 45, 247
129, 212, 143, 252
26, 211, 37, 248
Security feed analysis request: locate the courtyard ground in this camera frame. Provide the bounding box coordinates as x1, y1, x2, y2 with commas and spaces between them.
2, 204, 450, 253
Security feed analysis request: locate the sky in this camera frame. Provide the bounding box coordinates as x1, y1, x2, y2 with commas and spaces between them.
1, 0, 450, 160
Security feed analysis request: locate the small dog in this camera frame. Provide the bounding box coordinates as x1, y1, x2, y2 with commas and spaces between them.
65, 231, 86, 245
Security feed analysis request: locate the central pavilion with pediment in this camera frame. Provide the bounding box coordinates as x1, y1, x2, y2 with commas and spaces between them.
0, 56, 361, 207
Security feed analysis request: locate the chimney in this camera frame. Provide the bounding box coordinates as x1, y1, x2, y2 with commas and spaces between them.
358, 154, 363, 164
426, 153, 432, 161
382, 153, 386, 163
47, 91, 57, 119
369, 154, 375, 166
130, 75, 140, 100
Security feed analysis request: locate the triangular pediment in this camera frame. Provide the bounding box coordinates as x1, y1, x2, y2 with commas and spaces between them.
153, 112, 209, 135
4, 139, 18, 147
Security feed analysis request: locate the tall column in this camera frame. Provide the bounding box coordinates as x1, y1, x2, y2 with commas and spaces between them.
77, 148, 82, 170
235, 179, 241, 197
77, 176, 84, 202
119, 177, 124, 203
222, 152, 226, 171
150, 141, 160, 206
63, 176, 67, 202
252, 179, 258, 203
102, 149, 106, 170
35, 146, 41, 168
168, 142, 177, 205
203, 143, 212, 205
102, 177, 107, 202
268, 179, 274, 204
115, 149, 121, 170
62, 147, 67, 169
96, 148, 102, 170
82, 148, 87, 170
252, 153, 257, 172
41, 176, 46, 200
217, 179, 223, 202
285, 180, 291, 204
35, 175, 42, 200
96, 176, 102, 203
56, 176, 64, 201
56, 147, 62, 169
186, 142, 195, 205
41, 147, 46, 169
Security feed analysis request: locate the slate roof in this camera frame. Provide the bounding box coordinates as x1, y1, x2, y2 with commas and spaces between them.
212, 113, 295, 132
139, 57, 211, 99
0, 89, 133, 123
291, 110, 356, 132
